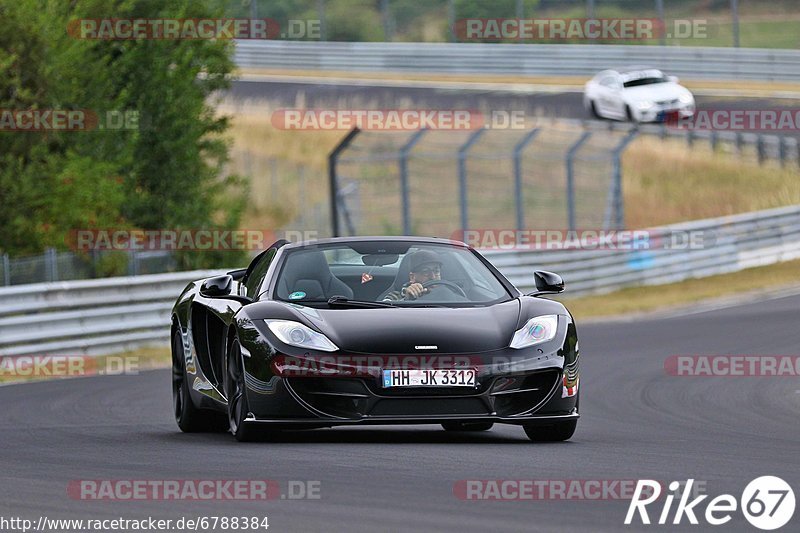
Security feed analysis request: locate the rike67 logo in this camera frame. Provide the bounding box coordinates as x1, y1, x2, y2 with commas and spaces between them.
625, 477, 795, 530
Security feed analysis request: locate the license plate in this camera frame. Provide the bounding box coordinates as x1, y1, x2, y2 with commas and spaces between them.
382, 369, 476, 387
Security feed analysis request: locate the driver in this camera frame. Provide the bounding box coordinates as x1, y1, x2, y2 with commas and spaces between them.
383, 250, 442, 301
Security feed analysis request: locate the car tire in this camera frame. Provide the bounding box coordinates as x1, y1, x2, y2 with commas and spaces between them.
172, 329, 227, 432
589, 100, 601, 119
522, 420, 577, 442
441, 421, 494, 432
625, 105, 637, 123
226, 340, 261, 442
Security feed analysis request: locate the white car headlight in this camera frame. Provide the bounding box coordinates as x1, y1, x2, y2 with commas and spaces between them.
265, 320, 339, 352
636, 101, 654, 110
679, 93, 694, 104
510, 315, 559, 349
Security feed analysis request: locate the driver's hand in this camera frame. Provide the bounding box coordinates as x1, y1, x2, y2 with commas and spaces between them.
404, 283, 427, 300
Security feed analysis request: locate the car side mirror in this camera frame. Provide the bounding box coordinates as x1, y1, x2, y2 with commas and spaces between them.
200, 275, 233, 298
531, 270, 564, 295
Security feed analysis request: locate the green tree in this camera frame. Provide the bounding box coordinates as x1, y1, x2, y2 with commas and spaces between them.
0, 0, 247, 270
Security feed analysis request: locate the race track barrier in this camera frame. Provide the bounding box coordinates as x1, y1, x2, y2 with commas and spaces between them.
1, 204, 799, 356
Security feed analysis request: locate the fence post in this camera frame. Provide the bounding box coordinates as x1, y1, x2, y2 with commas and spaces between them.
128, 249, 138, 276
779, 136, 788, 167
710, 130, 718, 152
586, 0, 595, 19
2, 253, 9, 286
457, 129, 486, 233
565, 132, 592, 231
328, 128, 361, 237
317, 0, 327, 41
45, 247, 58, 282
297, 166, 306, 228
655, 0, 666, 46
447, 0, 455, 42
513, 128, 540, 232
607, 129, 638, 230
731, 0, 740, 48
381, 0, 392, 41
757, 134, 766, 165
794, 139, 800, 167
398, 129, 428, 235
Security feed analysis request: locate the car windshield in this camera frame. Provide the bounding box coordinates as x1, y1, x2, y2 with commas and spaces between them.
623, 76, 668, 88
272, 241, 511, 307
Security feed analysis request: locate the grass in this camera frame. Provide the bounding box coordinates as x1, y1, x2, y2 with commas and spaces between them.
0, 346, 169, 385
622, 136, 800, 228
223, 107, 344, 231
558, 258, 800, 321
224, 104, 800, 233
677, 19, 800, 49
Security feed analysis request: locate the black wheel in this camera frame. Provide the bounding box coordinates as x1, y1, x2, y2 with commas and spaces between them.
172, 329, 226, 432
625, 105, 636, 123
589, 100, 600, 119
442, 421, 494, 432
523, 420, 577, 442
226, 340, 260, 442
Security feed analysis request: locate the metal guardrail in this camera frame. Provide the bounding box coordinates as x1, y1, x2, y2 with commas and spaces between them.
234, 41, 800, 82
1, 204, 799, 357
0, 270, 222, 357
485, 204, 800, 295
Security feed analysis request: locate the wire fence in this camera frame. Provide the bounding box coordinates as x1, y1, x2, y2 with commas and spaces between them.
327, 119, 796, 239
0, 249, 176, 287
329, 122, 633, 238
5, 118, 798, 285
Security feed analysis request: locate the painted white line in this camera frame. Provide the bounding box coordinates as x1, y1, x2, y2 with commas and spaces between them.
236, 73, 800, 99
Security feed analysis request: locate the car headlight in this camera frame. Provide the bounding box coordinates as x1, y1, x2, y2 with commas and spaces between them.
636, 101, 654, 110
679, 93, 694, 104
510, 315, 559, 349
265, 320, 339, 352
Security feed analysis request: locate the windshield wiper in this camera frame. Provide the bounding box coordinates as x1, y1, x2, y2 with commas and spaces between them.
326, 296, 396, 309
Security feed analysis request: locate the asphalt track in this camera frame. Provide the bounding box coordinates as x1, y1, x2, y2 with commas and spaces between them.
2, 293, 798, 532
228, 78, 800, 127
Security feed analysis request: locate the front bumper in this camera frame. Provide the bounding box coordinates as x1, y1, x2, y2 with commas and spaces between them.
242, 412, 580, 428
637, 104, 695, 123
242, 362, 579, 427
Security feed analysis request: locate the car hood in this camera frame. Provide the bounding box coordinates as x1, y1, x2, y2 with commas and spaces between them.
623, 82, 691, 103
297, 300, 522, 355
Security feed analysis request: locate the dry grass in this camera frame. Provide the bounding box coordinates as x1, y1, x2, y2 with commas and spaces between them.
224, 104, 800, 232
559, 258, 800, 320
623, 136, 800, 228
223, 106, 343, 229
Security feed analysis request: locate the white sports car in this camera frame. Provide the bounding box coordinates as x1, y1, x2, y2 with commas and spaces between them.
584, 68, 695, 123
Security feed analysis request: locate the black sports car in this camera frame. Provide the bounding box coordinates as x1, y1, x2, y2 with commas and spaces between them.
171, 237, 580, 441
